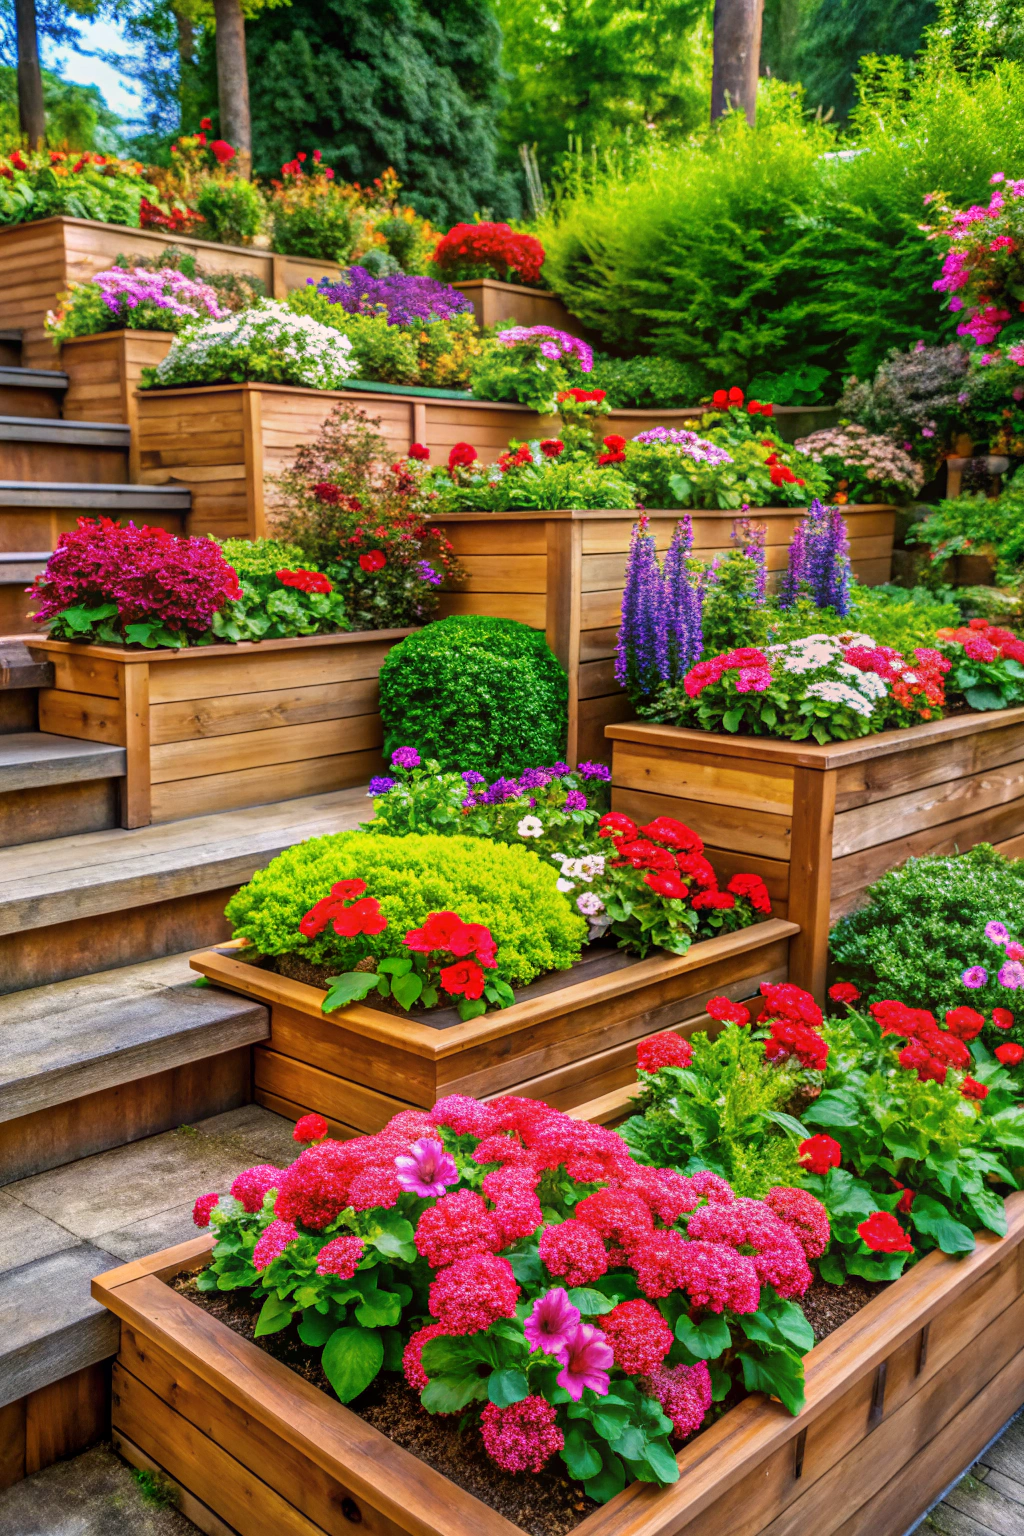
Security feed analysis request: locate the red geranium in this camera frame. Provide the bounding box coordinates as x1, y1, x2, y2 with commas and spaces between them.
798, 1134, 842, 1176
277, 567, 333, 594
858, 1212, 913, 1254
644, 871, 689, 899
293, 1113, 328, 1143
996, 1043, 1024, 1065
944, 1007, 985, 1040
706, 996, 751, 1026
331, 896, 388, 937
540, 439, 564, 457
828, 982, 861, 1005
961, 1076, 989, 1101
597, 433, 627, 466
210, 140, 236, 164
598, 813, 639, 840
637, 1032, 693, 1073
638, 816, 703, 853
726, 872, 771, 914
408, 442, 430, 461
359, 550, 386, 572
440, 960, 487, 1000
691, 890, 736, 911
432, 222, 545, 285
448, 442, 477, 471
993, 1008, 1015, 1029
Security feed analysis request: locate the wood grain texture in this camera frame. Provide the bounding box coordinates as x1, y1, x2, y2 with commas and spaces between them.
788, 767, 837, 999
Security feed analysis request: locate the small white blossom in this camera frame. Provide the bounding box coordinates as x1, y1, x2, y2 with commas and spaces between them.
557, 878, 575, 893
518, 816, 544, 838
576, 891, 605, 916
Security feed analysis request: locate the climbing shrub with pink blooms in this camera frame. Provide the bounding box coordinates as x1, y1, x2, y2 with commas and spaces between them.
190, 1095, 821, 1501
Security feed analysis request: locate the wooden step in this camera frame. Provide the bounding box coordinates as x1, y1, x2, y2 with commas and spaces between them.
0, 480, 190, 552
0, 731, 125, 792
0, 366, 67, 421
0, 416, 129, 486
0, 552, 46, 637
0, 784, 369, 991
0, 953, 269, 1184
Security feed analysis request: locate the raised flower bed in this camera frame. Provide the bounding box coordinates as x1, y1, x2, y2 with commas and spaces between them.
25, 629, 410, 827
607, 706, 1024, 998
61, 329, 173, 478
93, 1175, 1024, 1536
452, 276, 582, 336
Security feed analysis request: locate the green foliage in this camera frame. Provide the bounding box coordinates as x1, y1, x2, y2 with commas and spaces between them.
589, 354, 706, 410
429, 452, 637, 514
269, 180, 360, 264
378, 617, 569, 775
829, 845, 1024, 1017
910, 476, 1024, 585
130, 1468, 179, 1510
794, 0, 937, 122
287, 288, 482, 390
225, 829, 586, 986
194, 175, 265, 246
0, 148, 156, 229
0, 65, 123, 154
623, 411, 829, 511
469, 335, 587, 415
217, 537, 307, 578
620, 1024, 808, 1197
240, 0, 520, 227
844, 585, 960, 652
747, 363, 832, 406
209, 539, 351, 643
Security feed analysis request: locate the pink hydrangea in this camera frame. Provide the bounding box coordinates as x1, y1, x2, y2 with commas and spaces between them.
229, 1164, 282, 1213
666, 1239, 761, 1314
686, 1197, 812, 1298
414, 1190, 501, 1268
403, 1321, 448, 1392
347, 1165, 403, 1210
764, 1186, 831, 1261
274, 1153, 353, 1230
480, 1396, 565, 1473
192, 1191, 219, 1228
641, 1361, 712, 1440
602, 1300, 674, 1376
252, 1219, 299, 1271
538, 1219, 609, 1286
428, 1253, 520, 1335
315, 1234, 364, 1278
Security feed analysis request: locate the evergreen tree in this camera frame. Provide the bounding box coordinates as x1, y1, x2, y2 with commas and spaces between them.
793, 0, 937, 119
234, 0, 518, 225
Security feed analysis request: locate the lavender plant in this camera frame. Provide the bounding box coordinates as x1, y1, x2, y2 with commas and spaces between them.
310, 268, 473, 324
780, 501, 852, 617
617, 515, 669, 702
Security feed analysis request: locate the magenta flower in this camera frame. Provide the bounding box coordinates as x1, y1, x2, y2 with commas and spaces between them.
395, 1138, 459, 1198
556, 1323, 614, 1401
524, 1288, 581, 1357
391, 746, 421, 769
999, 961, 1024, 990
962, 966, 988, 989
986, 922, 1010, 946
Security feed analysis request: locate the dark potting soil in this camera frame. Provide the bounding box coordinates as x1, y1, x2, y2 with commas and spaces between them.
170, 1263, 886, 1534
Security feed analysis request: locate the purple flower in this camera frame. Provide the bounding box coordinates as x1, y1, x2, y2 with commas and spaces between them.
462, 770, 486, 785
314, 267, 472, 325
482, 777, 521, 804
518, 767, 552, 790
524, 1288, 581, 1356
663, 515, 703, 684
391, 746, 421, 769
732, 517, 767, 604
416, 560, 442, 586
565, 789, 587, 811
461, 796, 476, 809
549, 762, 571, 776
368, 776, 397, 796
616, 517, 669, 700
394, 1138, 459, 1198
986, 922, 1010, 946
577, 761, 611, 781
962, 966, 989, 989
495, 325, 593, 373
556, 1323, 614, 1401
999, 962, 1024, 990
782, 501, 852, 616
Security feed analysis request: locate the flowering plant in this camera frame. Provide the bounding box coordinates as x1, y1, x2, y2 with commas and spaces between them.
469, 326, 594, 414
208, 538, 350, 642
424, 437, 636, 513
838, 342, 971, 474
907, 488, 1024, 585
779, 499, 853, 616
655, 393, 828, 509
431, 222, 545, 285
794, 423, 924, 505
46, 265, 229, 343
29, 517, 241, 648
937, 618, 1024, 711
140, 301, 357, 392
289, 282, 481, 390
190, 1094, 821, 1500
927, 174, 1024, 354
311, 267, 473, 325
0, 148, 157, 229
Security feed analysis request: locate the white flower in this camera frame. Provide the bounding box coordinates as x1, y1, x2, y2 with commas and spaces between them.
152, 300, 357, 392
577, 892, 605, 916
784, 653, 824, 674
854, 671, 887, 699
557, 878, 575, 893
518, 816, 544, 838
806, 680, 875, 715
578, 854, 605, 881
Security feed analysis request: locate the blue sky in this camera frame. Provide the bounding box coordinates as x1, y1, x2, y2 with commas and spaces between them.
43, 17, 141, 123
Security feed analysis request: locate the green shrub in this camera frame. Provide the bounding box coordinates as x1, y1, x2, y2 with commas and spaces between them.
846, 585, 961, 651
194, 176, 265, 247
210, 537, 349, 642
378, 616, 568, 775
216, 537, 307, 578
590, 354, 706, 409
225, 829, 586, 985
829, 845, 1024, 1017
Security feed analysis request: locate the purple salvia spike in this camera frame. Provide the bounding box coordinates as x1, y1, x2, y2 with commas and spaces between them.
616, 515, 668, 699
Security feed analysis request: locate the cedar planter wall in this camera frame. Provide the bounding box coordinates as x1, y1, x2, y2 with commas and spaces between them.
62, 330, 173, 478
25, 630, 411, 827
190, 919, 797, 1133
93, 1192, 1024, 1536
432, 507, 896, 766
608, 709, 1024, 999
451, 277, 582, 337
0, 217, 340, 371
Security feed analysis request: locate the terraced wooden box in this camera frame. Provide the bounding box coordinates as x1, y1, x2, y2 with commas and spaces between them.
0, 216, 340, 371
608, 708, 1024, 999
431, 507, 896, 767
61, 330, 173, 478
92, 1190, 1024, 1536
450, 276, 582, 335
25, 629, 412, 827
189, 918, 796, 1133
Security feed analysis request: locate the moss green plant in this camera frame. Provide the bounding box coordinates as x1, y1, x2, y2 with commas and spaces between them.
225, 830, 586, 986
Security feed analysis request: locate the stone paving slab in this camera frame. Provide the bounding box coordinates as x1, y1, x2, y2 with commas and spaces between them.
0, 1443, 200, 1535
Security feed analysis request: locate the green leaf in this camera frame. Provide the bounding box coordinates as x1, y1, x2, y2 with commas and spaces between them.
457, 997, 488, 1021
297, 1307, 337, 1346
321, 1326, 384, 1403
422, 1374, 490, 1413
804, 1091, 861, 1128
568, 1287, 615, 1316
377, 956, 413, 977
846, 1251, 910, 1282
911, 1196, 976, 1255
488, 1368, 529, 1407
322, 972, 380, 1013
391, 970, 423, 1010
965, 686, 1007, 711
643, 1438, 681, 1484
369, 1230, 416, 1261
738, 1348, 806, 1416
768, 1300, 816, 1354
584, 1446, 627, 1504
561, 1425, 603, 1481
508, 1248, 545, 1286
354, 1288, 402, 1327
254, 1291, 293, 1337
723, 706, 744, 733
674, 1312, 731, 1361
767, 1111, 811, 1141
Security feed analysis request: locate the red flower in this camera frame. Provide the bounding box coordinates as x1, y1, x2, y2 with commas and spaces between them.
858, 1211, 913, 1254
448, 441, 477, 470
616, 838, 676, 872
428, 1252, 520, 1335
598, 812, 639, 840
403, 1323, 448, 1392
996, 1043, 1024, 1065
540, 438, 564, 457
797, 1134, 841, 1176
538, 1218, 608, 1286
199, 117, 213, 130
993, 1008, 1015, 1030
945, 1007, 985, 1041
332, 896, 388, 937
692, 890, 736, 910
315, 1233, 364, 1279
637, 1032, 693, 1073
359, 550, 386, 572
440, 959, 486, 1000
276, 567, 333, 594
761, 403, 774, 417
602, 1300, 673, 1376
480, 1397, 564, 1475
712, 389, 729, 408
644, 871, 689, 899
728, 386, 744, 403
210, 140, 236, 164
192, 1191, 219, 1228
557, 387, 606, 404
706, 996, 751, 1026
408, 442, 430, 461
415, 1190, 500, 1267
639, 816, 704, 853
961, 1076, 989, 1101
603, 434, 626, 452
432, 222, 545, 285
293, 1113, 328, 1143
726, 872, 771, 914
892, 1181, 915, 1215
828, 982, 861, 1005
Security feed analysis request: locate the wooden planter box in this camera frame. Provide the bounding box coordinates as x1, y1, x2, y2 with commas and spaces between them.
25, 629, 411, 828
608, 708, 1024, 999
431, 506, 896, 766
451, 277, 582, 337
190, 918, 797, 1133
61, 330, 173, 478
0, 216, 340, 371
93, 1190, 1024, 1536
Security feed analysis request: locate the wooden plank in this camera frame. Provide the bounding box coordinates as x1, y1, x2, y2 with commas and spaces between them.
833, 759, 1024, 858
37, 687, 126, 745
150, 677, 380, 744
114, 1429, 238, 1536
437, 590, 547, 627
149, 747, 383, 823
149, 713, 381, 783
24, 1361, 109, 1476
0, 1397, 25, 1490
435, 520, 548, 556
33, 647, 121, 699
578, 656, 619, 700
146, 639, 404, 703
613, 738, 795, 814
256, 1088, 364, 1142
834, 718, 1024, 812
120, 660, 151, 829
609, 781, 792, 860
581, 588, 625, 631
262, 1004, 438, 1106
546, 517, 581, 757
577, 692, 635, 766
787, 766, 836, 999
254, 1047, 412, 1133
581, 625, 619, 663
446, 554, 548, 593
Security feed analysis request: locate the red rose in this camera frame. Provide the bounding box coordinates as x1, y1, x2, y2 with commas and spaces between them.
712, 389, 728, 408
798, 1135, 841, 1176
644, 871, 689, 899
828, 982, 861, 1005
331, 896, 387, 937
706, 996, 751, 1026
728, 386, 744, 404
293, 1112, 328, 1143
945, 1006, 985, 1041
993, 1008, 1015, 1030
996, 1043, 1024, 1065
961, 1076, 989, 1101
440, 959, 486, 1000
448, 442, 477, 470
858, 1211, 913, 1254
540, 439, 564, 457
359, 550, 386, 572
408, 442, 430, 461
211, 140, 236, 164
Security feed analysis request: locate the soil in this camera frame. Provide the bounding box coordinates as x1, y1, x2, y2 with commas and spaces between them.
170, 1262, 888, 1535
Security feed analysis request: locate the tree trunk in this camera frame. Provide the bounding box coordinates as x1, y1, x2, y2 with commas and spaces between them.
15, 0, 45, 148
212, 0, 252, 176
711, 0, 764, 125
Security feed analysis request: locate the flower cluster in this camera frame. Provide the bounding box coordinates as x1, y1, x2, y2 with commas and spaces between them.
937, 618, 1024, 712
312, 267, 472, 325
779, 500, 853, 616
794, 424, 924, 503
46, 265, 229, 343
759, 983, 828, 1071
495, 324, 593, 373
844, 643, 949, 724
927, 175, 1024, 354
631, 426, 733, 465
141, 300, 357, 392
431, 222, 545, 285
868, 999, 982, 1092
194, 1094, 822, 1501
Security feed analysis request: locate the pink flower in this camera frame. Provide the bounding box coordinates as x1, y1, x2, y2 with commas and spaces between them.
538, 1219, 609, 1285
395, 1137, 459, 1197
315, 1234, 364, 1278
962, 966, 988, 989
641, 1361, 711, 1440
192, 1191, 219, 1228
523, 1287, 581, 1356
428, 1253, 520, 1335
252, 1219, 299, 1271
229, 1164, 282, 1213
480, 1397, 564, 1474
556, 1323, 614, 1401
999, 961, 1024, 990
293, 1112, 328, 1143
414, 1190, 500, 1267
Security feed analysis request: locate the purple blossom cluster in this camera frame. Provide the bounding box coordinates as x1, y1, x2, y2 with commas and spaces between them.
731, 516, 767, 604
616, 515, 702, 699
313, 267, 472, 325
495, 325, 594, 373
780, 500, 851, 616
632, 427, 733, 466
416, 560, 442, 585
94, 266, 228, 323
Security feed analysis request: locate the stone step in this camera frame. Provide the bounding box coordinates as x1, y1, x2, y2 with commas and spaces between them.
0, 1443, 202, 1530
0, 952, 269, 1184
0, 366, 68, 421
0, 784, 369, 992
0, 480, 191, 553
0, 417, 130, 488
0, 730, 125, 792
